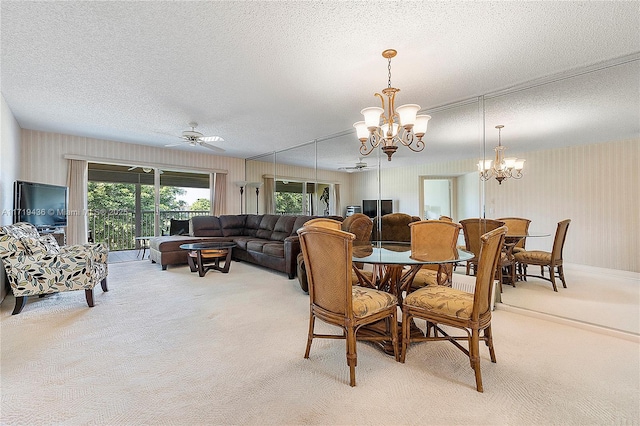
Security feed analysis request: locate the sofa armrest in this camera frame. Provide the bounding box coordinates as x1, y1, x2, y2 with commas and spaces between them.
284, 236, 300, 279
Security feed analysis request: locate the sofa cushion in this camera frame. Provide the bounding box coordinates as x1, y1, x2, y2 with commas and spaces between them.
191, 216, 223, 237
246, 239, 270, 253
232, 236, 262, 250
256, 215, 280, 239
220, 215, 248, 237
262, 242, 285, 258
243, 214, 263, 237
271, 216, 297, 242
291, 215, 315, 236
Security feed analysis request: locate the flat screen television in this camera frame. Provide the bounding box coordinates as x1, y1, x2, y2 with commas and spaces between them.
13, 181, 68, 230
362, 199, 393, 218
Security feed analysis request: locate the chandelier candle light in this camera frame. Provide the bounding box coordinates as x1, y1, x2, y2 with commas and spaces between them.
478, 125, 525, 185
353, 49, 431, 161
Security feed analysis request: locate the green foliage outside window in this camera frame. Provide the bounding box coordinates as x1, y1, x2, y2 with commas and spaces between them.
275, 192, 303, 215
190, 198, 211, 212
88, 182, 188, 249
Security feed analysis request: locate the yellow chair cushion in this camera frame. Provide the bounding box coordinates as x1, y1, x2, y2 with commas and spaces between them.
352, 286, 397, 318
514, 250, 551, 264
404, 286, 474, 319
411, 269, 446, 288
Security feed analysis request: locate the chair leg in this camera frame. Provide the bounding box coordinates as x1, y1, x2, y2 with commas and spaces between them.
558, 265, 567, 288
400, 311, 410, 363
346, 327, 357, 387
548, 266, 558, 292
85, 289, 95, 307
484, 325, 497, 363
12, 296, 27, 315
100, 278, 108, 292
304, 315, 315, 358
470, 328, 483, 393
389, 313, 400, 362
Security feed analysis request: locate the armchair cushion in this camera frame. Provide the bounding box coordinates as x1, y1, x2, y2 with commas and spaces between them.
19, 236, 50, 256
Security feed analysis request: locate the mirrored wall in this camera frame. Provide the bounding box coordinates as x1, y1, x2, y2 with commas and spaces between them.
245, 56, 639, 334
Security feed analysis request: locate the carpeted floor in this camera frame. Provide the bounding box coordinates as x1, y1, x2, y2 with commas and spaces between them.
499, 264, 639, 335
1, 260, 639, 425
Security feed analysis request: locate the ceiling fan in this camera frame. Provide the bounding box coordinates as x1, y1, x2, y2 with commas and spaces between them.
127, 166, 153, 173
164, 122, 225, 153
338, 158, 371, 173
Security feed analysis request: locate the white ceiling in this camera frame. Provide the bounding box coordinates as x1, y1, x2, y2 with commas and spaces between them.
2, 1, 639, 170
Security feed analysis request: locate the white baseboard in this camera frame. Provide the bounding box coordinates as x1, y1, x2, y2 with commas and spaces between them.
495, 302, 640, 343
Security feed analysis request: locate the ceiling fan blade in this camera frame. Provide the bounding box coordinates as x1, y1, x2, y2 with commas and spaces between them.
127, 166, 137, 171
164, 141, 187, 147
201, 136, 224, 143
199, 142, 225, 153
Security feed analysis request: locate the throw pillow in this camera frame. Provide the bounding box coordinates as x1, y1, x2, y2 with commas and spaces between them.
39, 234, 61, 254
20, 236, 48, 256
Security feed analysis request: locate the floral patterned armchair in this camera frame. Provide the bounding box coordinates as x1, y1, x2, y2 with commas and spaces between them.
0, 222, 109, 314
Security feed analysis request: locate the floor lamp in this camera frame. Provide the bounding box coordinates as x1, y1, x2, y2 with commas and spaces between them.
235, 181, 248, 214
248, 182, 263, 214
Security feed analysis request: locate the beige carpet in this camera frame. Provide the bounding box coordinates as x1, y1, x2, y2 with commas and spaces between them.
1, 260, 639, 425
498, 264, 640, 335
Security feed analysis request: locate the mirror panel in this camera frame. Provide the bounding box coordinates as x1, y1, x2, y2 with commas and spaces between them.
243, 58, 639, 334
484, 59, 639, 333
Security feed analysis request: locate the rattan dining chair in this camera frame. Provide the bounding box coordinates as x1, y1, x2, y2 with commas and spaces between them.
400, 226, 507, 392
409, 220, 462, 288
460, 218, 505, 276
297, 225, 399, 386
496, 217, 531, 284
514, 219, 571, 292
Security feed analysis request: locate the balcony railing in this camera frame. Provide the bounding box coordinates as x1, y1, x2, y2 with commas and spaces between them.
88, 210, 209, 251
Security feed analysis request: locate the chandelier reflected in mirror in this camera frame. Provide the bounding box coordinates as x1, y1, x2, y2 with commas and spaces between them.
353, 49, 431, 161
478, 125, 525, 184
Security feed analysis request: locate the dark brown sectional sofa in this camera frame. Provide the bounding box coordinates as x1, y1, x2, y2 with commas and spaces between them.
149, 214, 342, 278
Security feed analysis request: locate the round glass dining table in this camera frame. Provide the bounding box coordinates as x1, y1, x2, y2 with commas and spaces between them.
352, 241, 474, 302
351, 241, 473, 355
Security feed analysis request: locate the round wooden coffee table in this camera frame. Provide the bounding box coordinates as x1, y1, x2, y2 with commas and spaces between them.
179, 242, 237, 277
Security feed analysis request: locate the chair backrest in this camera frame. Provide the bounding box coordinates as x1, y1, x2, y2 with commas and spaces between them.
410, 220, 462, 275
472, 226, 507, 319
497, 217, 531, 249
551, 219, 571, 263
0, 222, 40, 239
460, 218, 505, 256
341, 213, 372, 243
409, 220, 461, 262
304, 218, 342, 230
298, 226, 355, 317
169, 218, 190, 236
372, 213, 421, 242
438, 215, 453, 222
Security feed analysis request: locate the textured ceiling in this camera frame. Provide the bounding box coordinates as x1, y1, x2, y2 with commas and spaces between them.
2, 1, 639, 170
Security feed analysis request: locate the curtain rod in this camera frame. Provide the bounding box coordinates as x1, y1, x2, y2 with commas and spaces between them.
64, 154, 228, 175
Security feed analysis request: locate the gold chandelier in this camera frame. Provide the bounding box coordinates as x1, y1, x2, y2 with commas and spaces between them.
478, 125, 525, 184
353, 49, 431, 161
